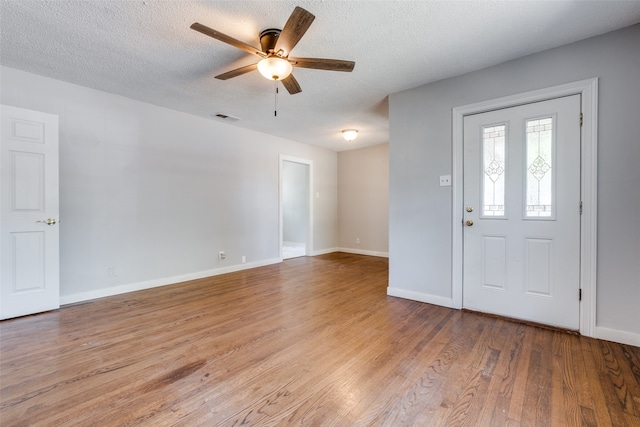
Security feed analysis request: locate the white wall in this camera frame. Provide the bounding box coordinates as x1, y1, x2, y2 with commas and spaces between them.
1, 66, 338, 303
338, 144, 389, 257
388, 24, 640, 345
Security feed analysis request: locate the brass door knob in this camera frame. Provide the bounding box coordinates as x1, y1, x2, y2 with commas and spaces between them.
465, 220, 474, 226
37, 218, 57, 226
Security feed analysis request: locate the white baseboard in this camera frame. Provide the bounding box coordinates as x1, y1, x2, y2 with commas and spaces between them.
386, 287, 454, 308
307, 248, 388, 258
336, 247, 389, 258
60, 258, 282, 305
595, 326, 640, 347
310, 247, 339, 256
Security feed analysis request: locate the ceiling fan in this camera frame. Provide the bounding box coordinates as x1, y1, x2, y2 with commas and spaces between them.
190, 6, 355, 95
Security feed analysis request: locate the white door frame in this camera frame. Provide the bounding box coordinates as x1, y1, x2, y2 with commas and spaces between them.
279, 155, 313, 260
452, 78, 598, 337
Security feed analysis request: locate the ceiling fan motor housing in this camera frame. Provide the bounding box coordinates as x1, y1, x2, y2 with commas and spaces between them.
260, 29, 282, 54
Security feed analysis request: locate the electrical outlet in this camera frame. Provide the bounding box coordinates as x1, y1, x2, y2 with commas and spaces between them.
356, 238, 360, 245
108, 266, 118, 278
241, 256, 246, 264
439, 175, 452, 186
218, 251, 226, 261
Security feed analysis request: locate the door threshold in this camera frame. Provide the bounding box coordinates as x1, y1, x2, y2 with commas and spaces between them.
461, 308, 580, 335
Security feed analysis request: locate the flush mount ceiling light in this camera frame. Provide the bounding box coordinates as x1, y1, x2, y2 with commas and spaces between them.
342, 129, 358, 141
257, 56, 293, 81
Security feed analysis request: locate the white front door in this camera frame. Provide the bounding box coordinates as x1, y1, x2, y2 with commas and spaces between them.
1, 105, 60, 320
462, 95, 581, 330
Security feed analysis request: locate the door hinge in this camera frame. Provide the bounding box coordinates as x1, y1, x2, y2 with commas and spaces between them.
580, 113, 583, 126
579, 289, 582, 301
580, 201, 583, 214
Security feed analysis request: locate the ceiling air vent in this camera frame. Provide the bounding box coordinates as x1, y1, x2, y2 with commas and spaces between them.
212, 113, 240, 122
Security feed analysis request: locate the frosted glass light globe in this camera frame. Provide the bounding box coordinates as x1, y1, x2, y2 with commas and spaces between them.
257, 57, 293, 81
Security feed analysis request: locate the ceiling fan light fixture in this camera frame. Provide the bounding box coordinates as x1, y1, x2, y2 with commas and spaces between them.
342, 129, 358, 141
257, 56, 293, 81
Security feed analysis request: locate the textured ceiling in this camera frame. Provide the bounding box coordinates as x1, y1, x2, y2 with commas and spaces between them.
2, 1, 640, 151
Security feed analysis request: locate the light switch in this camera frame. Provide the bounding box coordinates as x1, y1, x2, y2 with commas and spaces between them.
439, 175, 452, 186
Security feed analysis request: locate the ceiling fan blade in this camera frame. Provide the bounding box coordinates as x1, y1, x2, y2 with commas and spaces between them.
274, 7, 315, 56
191, 23, 265, 58
289, 57, 355, 72
281, 74, 302, 95
215, 63, 259, 80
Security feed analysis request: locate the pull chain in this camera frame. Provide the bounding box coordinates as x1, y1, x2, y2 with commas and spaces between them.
274, 79, 279, 117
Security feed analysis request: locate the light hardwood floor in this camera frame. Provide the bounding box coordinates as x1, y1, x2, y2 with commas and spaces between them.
1, 253, 639, 426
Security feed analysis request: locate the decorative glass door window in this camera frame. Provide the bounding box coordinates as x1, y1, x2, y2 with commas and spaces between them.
482, 124, 506, 217
525, 117, 554, 218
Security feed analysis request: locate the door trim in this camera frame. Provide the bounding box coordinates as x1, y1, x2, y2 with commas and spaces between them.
279, 155, 313, 260
451, 78, 598, 337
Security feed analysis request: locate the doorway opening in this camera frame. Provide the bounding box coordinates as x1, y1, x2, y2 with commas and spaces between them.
279, 156, 312, 260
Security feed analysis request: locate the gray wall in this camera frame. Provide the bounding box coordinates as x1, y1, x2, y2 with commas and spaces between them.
338, 144, 389, 256
1, 66, 338, 302
282, 160, 309, 243
389, 24, 640, 340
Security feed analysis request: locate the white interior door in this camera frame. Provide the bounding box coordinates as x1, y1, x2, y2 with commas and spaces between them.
462, 95, 581, 330
1, 105, 60, 320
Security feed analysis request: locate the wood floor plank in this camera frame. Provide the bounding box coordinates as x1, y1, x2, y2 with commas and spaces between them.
595, 339, 638, 422
521, 328, 554, 425
613, 343, 640, 417
552, 333, 573, 424
347, 306, 460, 426
1, 253, 639, 426
476, 320, 522, 426
285, 304, 455, 426
417, 316, 499, 425
578, 336, 615, 427
506, 322, 536, 423
376, 313, 488, 425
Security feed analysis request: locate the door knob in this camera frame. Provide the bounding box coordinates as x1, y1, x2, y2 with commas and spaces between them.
37, 218, 57, 226
465, 220, 474, 226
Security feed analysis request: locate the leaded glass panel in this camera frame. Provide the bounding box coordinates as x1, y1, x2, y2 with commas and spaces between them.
482, 124, 506, 217
525, 117, 553, 218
